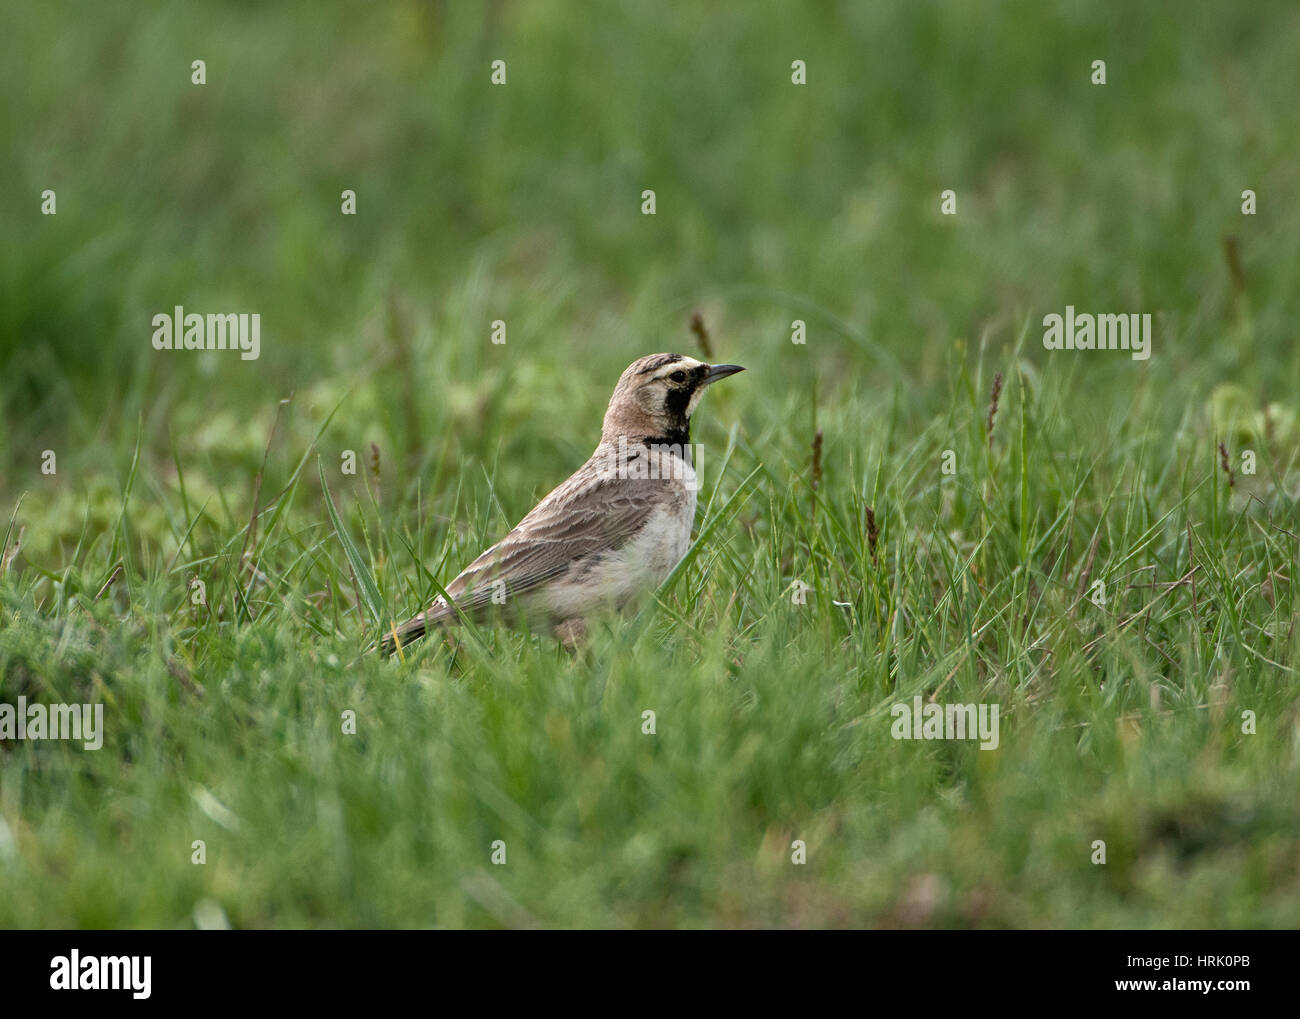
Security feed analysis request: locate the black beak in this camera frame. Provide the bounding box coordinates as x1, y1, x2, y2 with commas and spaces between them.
702, 363, 745, 385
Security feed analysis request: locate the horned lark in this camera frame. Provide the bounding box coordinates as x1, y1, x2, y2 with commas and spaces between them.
380, 353, 744, 655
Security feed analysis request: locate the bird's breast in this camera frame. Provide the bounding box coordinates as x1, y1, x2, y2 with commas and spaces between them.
539, 470, 697, 620
631, 482, 697, 579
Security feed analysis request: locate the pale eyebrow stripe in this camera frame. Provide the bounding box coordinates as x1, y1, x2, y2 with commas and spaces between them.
636, 354, 683, 375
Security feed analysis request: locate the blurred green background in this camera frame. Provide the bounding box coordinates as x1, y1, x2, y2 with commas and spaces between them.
4, 0, 1296, 500
1, 1, 1298, 928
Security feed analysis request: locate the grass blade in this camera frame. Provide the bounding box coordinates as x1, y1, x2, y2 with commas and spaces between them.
319, 456, 386, 630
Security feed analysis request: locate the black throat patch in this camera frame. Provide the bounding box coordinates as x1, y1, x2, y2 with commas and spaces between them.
642, 423, 690, 449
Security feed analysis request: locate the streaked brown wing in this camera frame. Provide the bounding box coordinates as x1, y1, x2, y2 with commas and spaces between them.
429, 465, 665, 620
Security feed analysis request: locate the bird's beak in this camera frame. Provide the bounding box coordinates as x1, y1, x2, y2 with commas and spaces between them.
702, 363, 745, 386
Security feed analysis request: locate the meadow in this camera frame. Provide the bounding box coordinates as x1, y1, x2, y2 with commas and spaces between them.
1, 0, 1298, 927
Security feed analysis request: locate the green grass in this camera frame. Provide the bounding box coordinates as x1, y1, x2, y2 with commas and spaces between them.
1, 0, 1299, 927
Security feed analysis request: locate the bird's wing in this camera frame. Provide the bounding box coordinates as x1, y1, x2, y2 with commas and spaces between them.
423, 461, 669, 622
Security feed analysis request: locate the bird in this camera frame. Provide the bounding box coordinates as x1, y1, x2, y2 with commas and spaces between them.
380, 353, 744, 655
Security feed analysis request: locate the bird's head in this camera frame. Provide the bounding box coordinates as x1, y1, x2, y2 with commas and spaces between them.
601, 353, 744, 446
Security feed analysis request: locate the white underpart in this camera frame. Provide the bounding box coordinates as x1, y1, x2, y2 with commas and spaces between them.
538, 459, 698, 620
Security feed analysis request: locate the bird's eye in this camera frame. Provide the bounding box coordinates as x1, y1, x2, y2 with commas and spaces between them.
669, 370, 687, 383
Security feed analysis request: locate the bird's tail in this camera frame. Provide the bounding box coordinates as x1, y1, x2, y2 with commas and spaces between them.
377, 610, 439, 657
